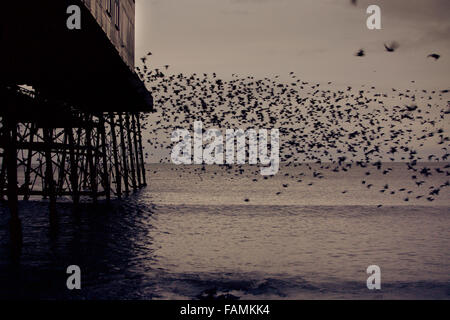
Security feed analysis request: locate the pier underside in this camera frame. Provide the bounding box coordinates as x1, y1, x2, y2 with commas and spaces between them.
0, 86, 147, 216
1, 1, 153, 250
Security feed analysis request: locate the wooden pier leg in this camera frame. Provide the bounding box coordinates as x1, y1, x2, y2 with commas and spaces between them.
4, 115, 22, 249
38, 156, 46, 199
43, 127, 57, 222
75, 126, 86, 190
99, 114, 110, 201
109, 113, 122, 199
85, 119, 97, 203
23, 123, 36, 200
67, 127, 79, 205
125, 114, 137, 191
0, 122, 8, 200
0, 154, 6, 200
57, 131, 68, 197
136, 114, 147, 186
118, 114, 129, 195
131, 113, 142, 187
94, 122, 101, 196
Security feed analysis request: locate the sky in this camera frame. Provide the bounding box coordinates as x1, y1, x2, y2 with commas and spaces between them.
134, 0, 449, 163
135, 0, 450, 89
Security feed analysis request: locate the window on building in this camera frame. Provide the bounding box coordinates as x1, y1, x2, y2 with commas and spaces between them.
114, 0, 120, 29
106, 0, 112, 16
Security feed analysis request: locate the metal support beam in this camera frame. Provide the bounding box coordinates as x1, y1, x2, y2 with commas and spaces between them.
23, 123, 36, 200
85, 116, 97, 203
67, 127, 79, 205
136, 114, 147, 186
4, 114, 22, 250
43, 127, 57, 220
109, 113, 122, 199
132, 113, 142, 187
125, 114, 137, 191
99, 114, 110, 201
57, 131, 68, 196
118, 114, 130, 195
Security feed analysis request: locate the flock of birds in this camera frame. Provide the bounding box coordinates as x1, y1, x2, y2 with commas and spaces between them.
135, 53, 449, 204
137, 2, 448, 205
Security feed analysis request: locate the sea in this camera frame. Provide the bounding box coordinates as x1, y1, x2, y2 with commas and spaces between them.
0, 163, 449, 300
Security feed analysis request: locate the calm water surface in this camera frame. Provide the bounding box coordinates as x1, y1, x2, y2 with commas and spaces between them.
0, 163, 449, 299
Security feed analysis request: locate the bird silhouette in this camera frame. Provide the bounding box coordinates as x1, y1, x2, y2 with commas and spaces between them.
355, 49, 365, 57
427, 54, 440, 60
384, 42, 399, 52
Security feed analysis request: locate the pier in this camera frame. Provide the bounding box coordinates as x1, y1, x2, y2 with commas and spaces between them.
0, 0, 152, 246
